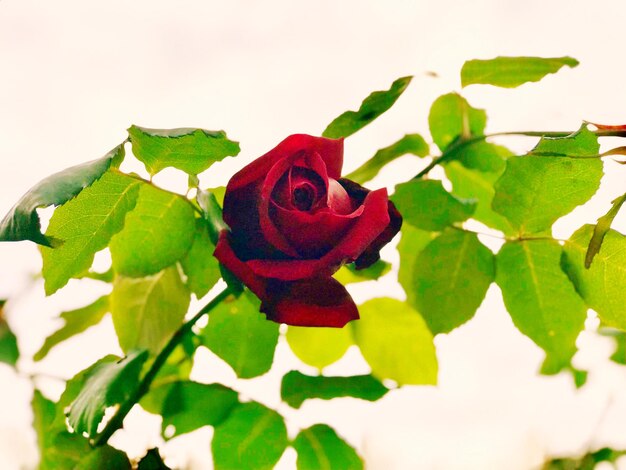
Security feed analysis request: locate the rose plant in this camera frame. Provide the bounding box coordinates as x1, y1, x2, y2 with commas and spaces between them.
2, 56, 626, 468
215, 134, 402, 327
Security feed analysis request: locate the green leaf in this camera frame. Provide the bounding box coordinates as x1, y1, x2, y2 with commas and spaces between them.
497, 240, 586, 371
201, 292, 279, 378
32, 390, 104, 470
293, 424, 363, 470
397, 224, 438, 308
111, 266, 190, 353
109, 183, 196, 277
74, 446, 131, 470
212, 402, 288, 470
461, 56, 579, 88
34, 295, 109, 361
333, 259, 391, 285
281, 371, 388, 409
428, 93, 487, 151
391, 179, 476, 231
530, 125, 600, 157
446, 140, 511, 173
562, 225, 626, 330
352, 298, 437, 385
67, 350, 149, 438
141, 380, 239, 438
492, 127, 602, 234
445, 161, 514, 234
344, 134, 429, 184
128, 125, 240, 176
412, 229, 495, 334
286, 326, 353, 370
0, 144, 124, 246
41, 171, 142, 295
0, 303, 18, 366
322, 76, 413, 139
180, 219, 221, 298
585, 193, 626, 268
197, 188, 229, 245
137, 449, 172, 470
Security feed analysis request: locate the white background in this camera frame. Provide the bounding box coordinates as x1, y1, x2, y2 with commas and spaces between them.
2, 1, 626, 469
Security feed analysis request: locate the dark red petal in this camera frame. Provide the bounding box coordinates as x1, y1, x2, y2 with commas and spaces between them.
246, 188, 390, 281
257, 156, 302, 257
222, 183, 288, 261
271, 202, 363, 258
246, 257, 326, 281
354, 199, 403, 269
261, 277, 359, 327
321, 187, 391, 264
228, 134, 344, 191
213, 231, 268, 299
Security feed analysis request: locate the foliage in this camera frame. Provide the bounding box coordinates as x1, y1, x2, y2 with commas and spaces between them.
2, 55, 626, 467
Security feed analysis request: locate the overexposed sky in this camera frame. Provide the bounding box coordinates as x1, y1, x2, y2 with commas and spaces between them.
2, 1, 626, 468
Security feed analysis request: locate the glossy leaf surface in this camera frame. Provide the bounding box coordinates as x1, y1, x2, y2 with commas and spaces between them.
397, 224, 437, 308
67, 350, 149, 438
323, 76, 412, 139
110, 183, 196, 277
293, 424, 363, 470
344, 133, 429, 184
493, 127, 601, 234
497, 240, 586, 371
0, 145, 123, 246
128, 125, 240, 176
585, 193, 626, 268
428, 93, 486, 151
461, 56, 579, 88
180, 219, 221, 298
562, 225, 626, 330
212, 402, 288, 470
41, 171, 141, 295
391, 179, 476, 231
111, 267, 190, 353
141, 380, 238, 438
445, 161, 514, 234
202, 292, 279, 378
412, 229, 494, 334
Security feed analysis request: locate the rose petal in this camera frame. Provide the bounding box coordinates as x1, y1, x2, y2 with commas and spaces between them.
213, 231, 268, 299
257, 154, 306, 257
214, 231, 358, 328
271, 202, 364, 258
354, 199, 403, 269
327, 178, 353, 215
272, 165, 327, 211
222, 182, 292, 260
228, 134, 344, 191
260, 277, 359, 327
246, 188, 390, 280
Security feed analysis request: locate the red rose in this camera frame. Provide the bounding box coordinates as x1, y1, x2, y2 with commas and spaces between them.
214, 134, 402, 327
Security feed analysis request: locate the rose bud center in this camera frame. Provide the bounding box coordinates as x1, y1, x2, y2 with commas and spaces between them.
292, 183, 316, 211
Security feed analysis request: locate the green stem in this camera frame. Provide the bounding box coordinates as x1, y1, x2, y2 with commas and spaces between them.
414, 129, 626, 179
92, 285, 233, 447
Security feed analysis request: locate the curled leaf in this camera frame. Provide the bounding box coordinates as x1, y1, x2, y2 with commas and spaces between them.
322, 76, 412, 139
585, 193, 626, 268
